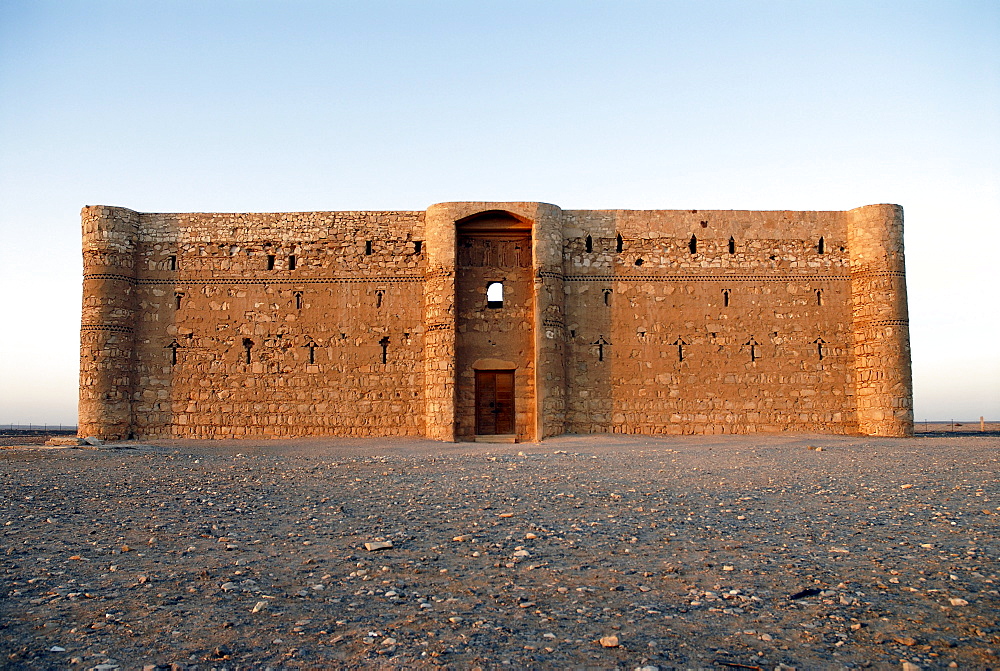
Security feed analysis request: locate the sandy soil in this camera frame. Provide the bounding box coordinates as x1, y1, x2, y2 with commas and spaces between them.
1, 432, 997, 670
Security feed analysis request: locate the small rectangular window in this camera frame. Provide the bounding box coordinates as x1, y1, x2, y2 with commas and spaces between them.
486, 282, 504, 309
266, 254, 276, 270
288, 255, 296, 270
168, 255, 177, 271
365, 241, 373, 255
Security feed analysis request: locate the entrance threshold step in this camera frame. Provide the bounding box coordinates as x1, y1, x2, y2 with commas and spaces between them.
475, 434, 518, 443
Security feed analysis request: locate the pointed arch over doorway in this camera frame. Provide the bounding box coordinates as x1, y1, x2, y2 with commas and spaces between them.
456, 209, 533, 236
455, 209, 535, 440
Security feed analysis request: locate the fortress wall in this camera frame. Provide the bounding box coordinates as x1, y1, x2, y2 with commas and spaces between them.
127, 210, 427, 438
561, 209, 859, 434
80, 202, 912, 440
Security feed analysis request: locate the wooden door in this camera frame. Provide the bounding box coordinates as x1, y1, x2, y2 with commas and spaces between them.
475, 370, 515, 435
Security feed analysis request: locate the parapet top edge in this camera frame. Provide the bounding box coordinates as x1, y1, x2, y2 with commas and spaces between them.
83, 203, 900, 217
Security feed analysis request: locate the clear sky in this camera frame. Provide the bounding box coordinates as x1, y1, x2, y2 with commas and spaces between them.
1, 0, 997, 425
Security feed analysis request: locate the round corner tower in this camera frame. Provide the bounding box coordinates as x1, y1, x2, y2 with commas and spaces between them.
847, 204, 914, 437
79, 205, 140, 440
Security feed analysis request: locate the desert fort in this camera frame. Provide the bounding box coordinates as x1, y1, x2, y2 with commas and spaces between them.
79, 202, 912, 441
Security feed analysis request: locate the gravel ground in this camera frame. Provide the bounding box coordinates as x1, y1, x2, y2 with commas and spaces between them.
1, 433, 997, 671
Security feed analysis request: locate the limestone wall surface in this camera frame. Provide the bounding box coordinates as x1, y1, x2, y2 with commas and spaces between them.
80, 202, 912, 440
83, 209, 426, 439
561, 209, 857, 435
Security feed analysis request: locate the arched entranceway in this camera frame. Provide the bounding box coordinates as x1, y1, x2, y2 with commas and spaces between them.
455, 211, 535, 440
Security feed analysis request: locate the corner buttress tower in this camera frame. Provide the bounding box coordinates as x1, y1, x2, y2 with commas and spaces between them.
847, 204, 914, 436
79, 206, 140, 440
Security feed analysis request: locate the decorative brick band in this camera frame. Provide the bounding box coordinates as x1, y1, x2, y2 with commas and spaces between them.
85, 274, 424, 286
83, 273, 135, 282
80, 324, 134, 334
89, 272, 856, 285
564, 274, 851, 283
850, 270, 906, 280
426, 323, 452, 332
856, 319, 909, 328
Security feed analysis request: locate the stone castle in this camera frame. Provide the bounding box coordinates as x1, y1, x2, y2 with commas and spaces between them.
79, 201, 913, 441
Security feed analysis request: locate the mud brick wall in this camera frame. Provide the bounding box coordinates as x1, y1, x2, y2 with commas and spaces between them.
80, 202, 912, 441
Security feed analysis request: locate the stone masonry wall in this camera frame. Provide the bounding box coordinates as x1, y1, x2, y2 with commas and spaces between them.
561, 209, 858, 435
83, 209, 427, 439
847, 204, 913, 436
81, 202, 912, 440
79, 206, 140, 439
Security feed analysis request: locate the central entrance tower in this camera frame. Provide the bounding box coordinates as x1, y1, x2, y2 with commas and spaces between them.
455, 210, 533, 440
423, 202, 567, 442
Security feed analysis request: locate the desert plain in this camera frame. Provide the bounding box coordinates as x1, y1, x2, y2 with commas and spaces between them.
1, 430, 997, 670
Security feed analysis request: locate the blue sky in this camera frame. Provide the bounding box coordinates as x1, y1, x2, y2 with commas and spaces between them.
1, 0, 997, 424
